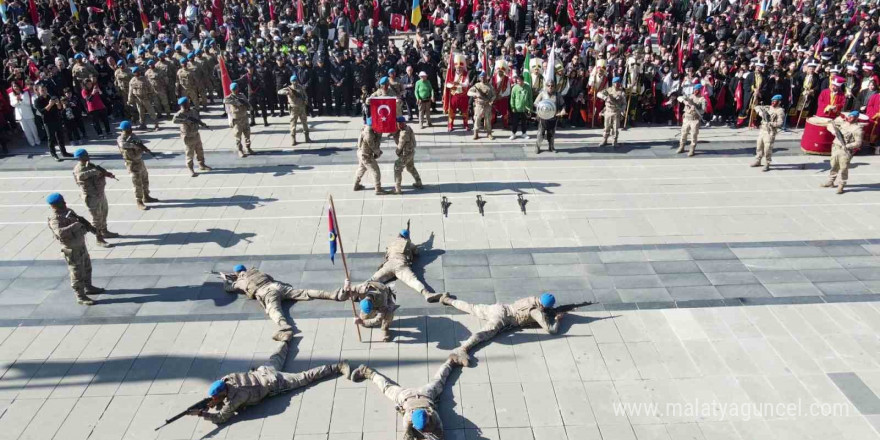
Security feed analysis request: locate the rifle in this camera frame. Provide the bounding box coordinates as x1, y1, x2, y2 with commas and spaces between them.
828, 121, 847, 147
476, 195, 486, 216
129, 137, 157, 158
209, 270, 237, 282
546, 301, 594, 316
93, 164, 119, 181
66, 210, 97, 234
154, 397, 211, 431
517, 193, 527, 214
180, 113, 209, 129
405, 219, 411, 238
441, 196, 451, 217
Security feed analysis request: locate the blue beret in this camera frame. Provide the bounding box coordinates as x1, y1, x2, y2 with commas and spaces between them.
230, 83, 238, 91
130, 67, 140, 74
397, 116, 406, 123
366, 117, 372, 126
849, 110, 861, 117
478, 71, 486, 78
233, 264, 246, 272
46, 192, 64, 205
137, 49, 145, 55
208, 379, 226, 396
74, 53, 84, 60
179, 58, 188, 64
147, 60, 155, 66
612, 76, 621, 83
194, 49, 201, 55
539, 293, 556, 308
693, 84, 703, 90
116, 60, 124, 66
119, 120, 132, 130
182, 38, 190, 44
379, 76, 389, 85
73, 148, 87, 158
186, 53, 194, 59
175, 44, 182, 50
178, 97, 189, 105
290, 74, 297, 82
164, 48, 172, 55
126, 54, 134, 60
400, 228, 409, 238
771, 94, 783, 101
411, 409, 428, 430
388, 68, 395, 74
360, 298, 373, 314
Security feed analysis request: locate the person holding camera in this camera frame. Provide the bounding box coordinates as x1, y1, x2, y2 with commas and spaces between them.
34, 85, 71, 160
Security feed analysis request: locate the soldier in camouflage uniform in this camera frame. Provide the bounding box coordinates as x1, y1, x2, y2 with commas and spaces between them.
822, 111, 864, 194
189, 339, 349, 424
71, 53, 97, 90
277, 74, 311, 146
353, 281, 398, 342
597, 77, 626, 147
176, 58, 199, 113
371, 229, 441, 302
46, 193, 105, 305
353, 118, 385, 194
72, 149, 117, 247
172, 97, 211, 177
145, 60, 170, 119
393, 117, 422, 194
440, 292, 565, 366
128, 67, 159, 131
222, 264, 352, 341
116, 120, 158, 210
224, 83, 252, 157
467, 72, 496, 140
750, 95, 786, 171
114, 60, 135, 118
156, 50, 177, 111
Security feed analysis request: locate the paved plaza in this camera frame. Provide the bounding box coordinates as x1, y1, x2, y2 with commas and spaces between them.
1, 106, 880, 439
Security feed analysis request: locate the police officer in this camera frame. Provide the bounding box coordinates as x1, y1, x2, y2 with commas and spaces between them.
224, 83, 253, 157
354, 118, 385, 194
597, 77, 626, 147
47, 192, 105, 305
116, 120, 158, 210
277, 74, 311, 146
440, 292, 565, 366
72, 149, 117, 247
393, 117, 423, 194
172, 97, 211, 177
330, 51, 351, 116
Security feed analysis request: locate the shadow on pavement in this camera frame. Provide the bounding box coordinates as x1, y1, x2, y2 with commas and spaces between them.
112, 228, 257, 247
152, 195, 279, 210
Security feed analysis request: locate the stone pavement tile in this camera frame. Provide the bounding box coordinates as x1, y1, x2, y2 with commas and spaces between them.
496, 427, 533, 439
18, 325, 71, 360
18, 396, 77, 440
821, 246, 872, 257
521, 382, 563, 427
593, 288, 623, 304
762, 283, 823, 297
289, 378, 336, 435
490, 382, 530, 428
361, 384, 397, 434
598, 424, 638, 440
736, 338, 789, 376
445, 266, 492, 279
659, 273, 711, 287
552, 381, 596, 426
712, 340, 760, 376
687, 247, 736, 260
487, 253, 534, 266
0, 398, 46, 440
79, 324, 129, 359
535, 264, 586, 278
613, 275, 663, 289
824, 334, 879, 371
651, 261, 702, 274
752, 270, 810, 284
599, 251, 648, 263
443, 254, 489, 267
687, 309, 735, 342
483, 337, 522, 384
531, 253, 580, 265
653, 342, 701, 379
798, 374, 856, 410
18, 264, 71, 279
681, 340, 730, 377
715, 284, 771, 299
511, 332, 551, 383
329, 387, 366, 433
703, 272, 759, 286
52, 395, 113, 440
49, 357, 105, 399
540, 336, 580, 382
586, 312, 623, 344
0, 326, 44, 361
0, 265, 28, 279
83, 357, 136, 397
626, 342, 669, 379
606, 263, 655, 276
597, 343, 640, 381
697, 421, 745, 440
696, 260, 750, 273
29, 291, 88, 320
488, 265, 538, 279
0, 278, 63, 305
835, 256, 880, 269
612, 311, 652, 343
632, 424, 673, 440
0, 305, 35, 320
446, 278, 494, 293
815, 281, 872, 296
788, 257, 844, 270
668, 286, 723, 301
765, 336, 823, 374
663, 310, 709, 342
638, 312, 681, 343
800, 268, 857, 282
831, 416, 880, 440
740, 258, 796, 271
17, 359, 73, 399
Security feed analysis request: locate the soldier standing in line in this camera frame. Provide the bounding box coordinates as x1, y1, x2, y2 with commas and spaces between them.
188, 339, 349, 424
156, 50, 177, 111
677, 83, 707, 157
277, 74, 311, 146
393, 117, 423, 194
751, 94, 786, 171
72, 149, 117, 248
823, 111, 864, 194
71, 53, 97, 90
177, 58, 199, 113
371, 229, 441, 302
145, 60, 170, 119
597, 77, 626, 147
348, 359, 457, 439
468, 72, 496, 140
438, 292, 566, 366
353, 118, 386, 194
224, 83, 253, 157
172, 97, 212, 177
127, 67, 159, 131
46, 192, 105, 305
116, 120, 158, 210
114, 60, 134, 118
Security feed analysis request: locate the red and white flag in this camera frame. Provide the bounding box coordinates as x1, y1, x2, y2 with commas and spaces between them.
370, 98, 398, 133
389, 13, 407, 31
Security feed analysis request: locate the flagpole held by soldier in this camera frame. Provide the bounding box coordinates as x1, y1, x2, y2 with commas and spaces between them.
328, 194, 363, 342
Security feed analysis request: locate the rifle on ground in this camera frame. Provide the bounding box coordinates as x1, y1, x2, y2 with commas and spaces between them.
209, 270, 237, 282
517, 193, 527, 214
441, 196, 451, 217
154, 397, 211, 431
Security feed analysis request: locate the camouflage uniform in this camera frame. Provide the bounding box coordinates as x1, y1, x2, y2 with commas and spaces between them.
72, 62, 97, 89
225, 268, 349, 340
824, 119, 864, 193
371, 235, 439, 302
48, 207, 96, 303
224, 93, 252, 154
128, 75, 158, 128
72, 162, 109, 237
116, 132, 152, 204
172, 107, 207, 172
115, 68, 135, 117
155, 59, 176, 110
678, 94, 707, 156
394, 125, 422, 193
352, 281, 397, 341
752, 105, 785, 169
467, 80, 496, 139
200, 340, 342, 424
177, 66, 199, 112
145, 67, 170, 116
354, 125, 383, 192
277, 83, 310, 146
597, 86, 626, 146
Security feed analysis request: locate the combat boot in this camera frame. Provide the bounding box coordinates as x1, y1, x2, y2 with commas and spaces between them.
304, 134, 312, 143
763, 163, 770, 172
487, 133, 494, 140
199, 164, 212, 171
449, 348, 470, 367
188, 166, 197, 177
273, 328, 294, 342
237, 148, 246, 158
143, 195, 160, 203
349, 364, 375, 382
86, 285, 105, 294
598, 138, 608, 147
837, 184, 845, 194
676, 144, 685, 154
821, 181, 835, 188
292, 137, 298, 147
153, 123, 159, 131
549, 140, 556, 153
136, 200, 149, 210
750, 159, 762, 167
337, 361, 351, 378
102, 231, 120, 238
353, 183, 365, 191
472, 132, 479, 140
246, 145, 255, 155
413, 181, 423, 189
138, 124, 148, 131
421, 289, 441, 303
439, 292, 456, 306
76, 291, 95, 306
394, 184, 402, 194
96, 235, 112, 248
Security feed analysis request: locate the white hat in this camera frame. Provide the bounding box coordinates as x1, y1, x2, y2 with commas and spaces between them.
807, 62, 818, 67
754, 62, 765, 68
418, 71, 427, 77
846, 64, 857, 71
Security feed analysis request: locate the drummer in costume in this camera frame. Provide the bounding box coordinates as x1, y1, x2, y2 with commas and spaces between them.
844, 65, 861, 110
491, 60, 512, 129
534, 81, 565, 154
751, 95, 785, 171
816, 76, 846, 118
445, 55, 470, 132
822, 111, 863, 194
588, 59, 608, 126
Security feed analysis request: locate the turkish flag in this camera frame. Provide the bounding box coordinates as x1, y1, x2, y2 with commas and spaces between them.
389, 13, 406, 30
370, 98, 398, 133
218, 55, 232, 97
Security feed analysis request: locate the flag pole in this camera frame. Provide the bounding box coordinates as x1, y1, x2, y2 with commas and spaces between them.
329, 194, 363, 342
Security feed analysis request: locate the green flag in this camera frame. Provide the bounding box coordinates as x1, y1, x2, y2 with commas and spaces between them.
522, 51, 531, 86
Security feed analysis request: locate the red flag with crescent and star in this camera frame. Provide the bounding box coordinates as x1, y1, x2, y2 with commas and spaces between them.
370, 97, 398, 133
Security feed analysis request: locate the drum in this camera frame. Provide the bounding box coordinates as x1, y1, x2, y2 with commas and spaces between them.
801, 116, 835, 155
